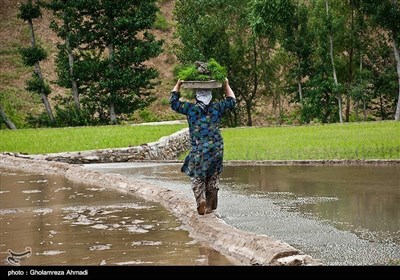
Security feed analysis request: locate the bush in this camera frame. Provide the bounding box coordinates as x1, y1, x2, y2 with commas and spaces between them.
26, 111, 53, 128
138, 108, 160, 122
154, 12, 170, 31
54, 104, 93, 127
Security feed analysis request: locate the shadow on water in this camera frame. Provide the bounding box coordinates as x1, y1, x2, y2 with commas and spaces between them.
84, 162, 400, 266
0, 168, 237, 266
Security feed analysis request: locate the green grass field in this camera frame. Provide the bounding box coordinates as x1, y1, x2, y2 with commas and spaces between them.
0, 124, 187, 154
0, 121, 399, 160
223, 121, 400, 160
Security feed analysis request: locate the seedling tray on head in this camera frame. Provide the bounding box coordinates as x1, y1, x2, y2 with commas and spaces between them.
181, 80, 222, 89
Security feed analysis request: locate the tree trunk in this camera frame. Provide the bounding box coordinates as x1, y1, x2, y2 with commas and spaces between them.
65, 16, 80, 111
107, 42, 117, 124
35, 63, 55, 123
346, 3, 355, 123
358, 52, 364, 122
278, 92, 283, 125
346, 92, 351, 122
40, 90, 54, 121
0, 104, 17, 130
245, 99, 252, 126
325, 0, 343, 123
363, 97, 367, 121
392, 31, 400, 121
355, 99, 359, 121
109, 102, 117, 125
64, 8, 81, 111
297, 58, 303, 103
247, 43, 258, 127
28, 19, 55, 123
379, 92, 385, 120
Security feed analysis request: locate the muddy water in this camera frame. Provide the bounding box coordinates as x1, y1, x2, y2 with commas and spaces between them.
85, 162, 400, 265
0, 168, 237, 266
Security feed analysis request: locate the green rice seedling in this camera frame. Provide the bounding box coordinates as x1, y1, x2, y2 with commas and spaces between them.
177, 58, 227, 83
1, 121, 398, 160
222, 121, 400, 160
0, 124, 187, 154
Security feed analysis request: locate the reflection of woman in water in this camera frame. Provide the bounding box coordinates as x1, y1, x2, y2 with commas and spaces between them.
170, 78, 236, 215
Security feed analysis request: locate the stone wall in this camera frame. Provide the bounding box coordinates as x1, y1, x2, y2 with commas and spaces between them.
21, 128, 190, 164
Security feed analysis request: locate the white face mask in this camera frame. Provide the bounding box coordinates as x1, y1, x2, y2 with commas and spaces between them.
196, 89, 212, 105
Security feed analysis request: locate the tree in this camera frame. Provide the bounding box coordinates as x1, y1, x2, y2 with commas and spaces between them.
319, 0, 371, 122
45, 0, 81, 112
250, 0, 304, 124
18, 0, 55, 124
50, 0, 163, 125
0, 104, 17, 130
361, 0, 400, 121
282, 2, 314, 105
324, 0, 343, 123
175, 0, 265, 127
342, 0, 363, 122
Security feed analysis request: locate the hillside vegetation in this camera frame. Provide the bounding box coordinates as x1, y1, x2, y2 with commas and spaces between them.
0, 0, 182, 128
1, 0, 399, 129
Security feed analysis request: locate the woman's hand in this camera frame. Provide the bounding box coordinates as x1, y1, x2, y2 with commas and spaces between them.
224, 77, 235, 99
173, 79, 184, 92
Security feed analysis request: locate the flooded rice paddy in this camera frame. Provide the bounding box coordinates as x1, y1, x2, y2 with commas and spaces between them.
84, 162, 400, 266
0, 168, 237, 266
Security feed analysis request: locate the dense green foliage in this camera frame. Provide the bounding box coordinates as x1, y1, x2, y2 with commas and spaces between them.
1, 0, 399, 129
44, 0, 163, 126
18, 46, 47, 67
174, 0, 400, 127
174, 0, 252, 126
17, 0, 42, 20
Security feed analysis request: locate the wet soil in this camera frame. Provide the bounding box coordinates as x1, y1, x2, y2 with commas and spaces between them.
0, 169, 237, 266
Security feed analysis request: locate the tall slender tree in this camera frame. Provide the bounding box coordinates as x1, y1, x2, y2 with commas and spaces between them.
250, 0, 308, 123
325, 0, 343, 123
45, 0, 81, 112
279, 1, 314, 105
18, 0, 55, 124
361, 0, 400, 120
348, 0, 373, 121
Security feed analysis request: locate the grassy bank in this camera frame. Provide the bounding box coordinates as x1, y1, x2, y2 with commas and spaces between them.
223, 121, 400, 160
0, 121, 399, 160
0, 124, 187, 154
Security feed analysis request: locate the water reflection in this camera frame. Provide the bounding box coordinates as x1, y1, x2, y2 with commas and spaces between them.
85, 162, 400, 265
0, 168, 237, 266
222, 165, 400, 243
